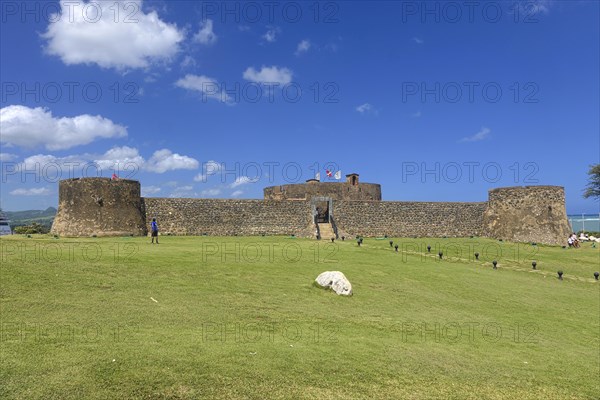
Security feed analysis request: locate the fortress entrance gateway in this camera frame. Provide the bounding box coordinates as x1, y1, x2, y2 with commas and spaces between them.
311, 196, 333, 223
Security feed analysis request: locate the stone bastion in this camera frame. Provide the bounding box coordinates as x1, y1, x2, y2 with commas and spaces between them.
50, 177, 571, 245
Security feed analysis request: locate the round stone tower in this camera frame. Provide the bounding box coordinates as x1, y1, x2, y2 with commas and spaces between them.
483, 186, 571, 245
51, 178, 147, 237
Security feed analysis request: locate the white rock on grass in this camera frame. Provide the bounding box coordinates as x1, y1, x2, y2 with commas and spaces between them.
315, 271, 353, 296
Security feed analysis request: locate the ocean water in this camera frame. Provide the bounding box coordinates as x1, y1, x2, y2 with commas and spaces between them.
567, 214, 600, 233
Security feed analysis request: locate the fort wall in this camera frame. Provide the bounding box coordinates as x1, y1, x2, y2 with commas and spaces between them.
142, 198, 314, 237
334, 201, 487, 238
50, 178, 572, 245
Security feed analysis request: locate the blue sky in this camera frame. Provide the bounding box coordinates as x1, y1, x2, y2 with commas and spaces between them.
0, 0, 598, 213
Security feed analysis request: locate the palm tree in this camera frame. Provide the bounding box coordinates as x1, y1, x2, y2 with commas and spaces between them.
583, 164, 600, 200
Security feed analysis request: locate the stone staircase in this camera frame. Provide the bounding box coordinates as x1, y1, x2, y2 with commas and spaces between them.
317, 223, 336, 240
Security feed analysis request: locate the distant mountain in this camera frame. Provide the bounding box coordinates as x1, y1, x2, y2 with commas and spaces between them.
5, 207, 57, 228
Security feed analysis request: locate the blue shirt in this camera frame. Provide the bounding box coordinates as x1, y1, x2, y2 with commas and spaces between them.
151, 221, 158, 231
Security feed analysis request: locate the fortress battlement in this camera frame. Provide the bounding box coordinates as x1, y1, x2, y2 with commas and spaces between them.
264, 173, 381, 201
51, 175, 571, 245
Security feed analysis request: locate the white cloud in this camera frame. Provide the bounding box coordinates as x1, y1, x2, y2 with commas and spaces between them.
200, 188, 221, 197
175, 74, 232, 104
146, 149, 199, 173
15, 146, 198, 176
412, 37, 424, 44
230, 176, 255, 188
141, 185, 162, 196
169, 185, 195, 198
356, 103, 375, 114
18, 154, 83, 175
204, 160, 223, 171
295, 39, 311, 55
514, 0, 551, 15
42, 0, 184, 71
262, 27, 280, 42
243, 66, 293, 85
194, 173, 208, 182
231, 190, 243, 198
168, 185, 222, 198
0, 153, 18, 162
0, 105, 127, 151
460, 127, 491, 142
94, 146, 145, 170
532, 0, 551, 13
180, 55, 197, 69
10, 187, 51, 196
194, 160, 224, 182
193, 19, 217, 45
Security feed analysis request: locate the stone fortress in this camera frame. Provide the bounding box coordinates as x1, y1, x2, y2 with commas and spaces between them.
51, 174, 572, 245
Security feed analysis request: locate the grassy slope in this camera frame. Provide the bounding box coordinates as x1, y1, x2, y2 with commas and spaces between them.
4, 208, 56, 229
1, 235, 598, 399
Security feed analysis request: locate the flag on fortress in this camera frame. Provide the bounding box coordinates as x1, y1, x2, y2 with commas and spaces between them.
315, 172, 320, 181
326, 169, 333, 178
334, 170, 341, 180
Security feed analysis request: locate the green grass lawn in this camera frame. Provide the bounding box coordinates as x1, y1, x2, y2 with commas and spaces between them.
1, 235, 599, 399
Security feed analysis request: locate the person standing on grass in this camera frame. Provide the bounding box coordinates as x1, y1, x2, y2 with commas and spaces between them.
151, 218, 159, 244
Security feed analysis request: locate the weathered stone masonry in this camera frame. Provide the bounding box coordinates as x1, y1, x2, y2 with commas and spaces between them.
142, 198, 314, 237
51, 177, 571, 245
264, 178, 381, 201
483, 186, 571, 245
334, 201, 488, 238
51, 177, 146, 237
